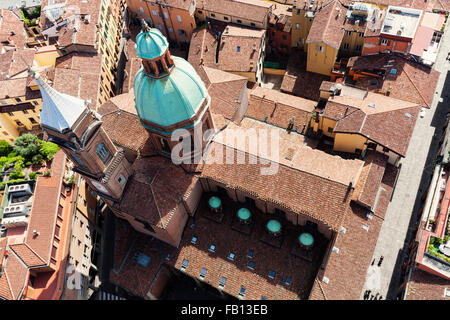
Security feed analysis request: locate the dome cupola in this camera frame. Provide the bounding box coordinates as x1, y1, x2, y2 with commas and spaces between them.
133, 21, 211, 134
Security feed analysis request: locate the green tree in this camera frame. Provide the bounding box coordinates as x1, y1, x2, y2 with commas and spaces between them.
39, 141, 59, 161
0, 141, 12, 157
32, 154, 44, 165
13, 134, 40, 160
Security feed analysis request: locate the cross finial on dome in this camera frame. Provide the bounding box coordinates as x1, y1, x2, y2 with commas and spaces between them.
140, 18, 151, 33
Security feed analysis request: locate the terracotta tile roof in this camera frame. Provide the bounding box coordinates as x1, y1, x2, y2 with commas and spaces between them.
351, 151, 388, 211
172, 202, 324, 300
198, 66, 248, 122
322, 101, 359, 121
0, 77, 28, 99
405, 268, 450, 300
216, 117, 364, 185
198, 0, 273, 24
188, 27, 220, 70
330, 91, 420, 156
111, 193, 327, 300
110, 218, 176, 297
281, 49, 329, 101
0, 9, 26, 51
0, 249, 28, 300
202, 141, 356, 231
0, 49, 34, 81
98, 94, 150, 152
53, 52, 102, 110
25, 151, 65, 263
218, 25, 265, 73
347, 54, 440, 108
306, 0, 346, 49
50, 0, 101, 48
342, 0, 436, 11
9, 244, 46, 268
116, 156, 199, 227
247, 86, 316, 131
310, 164, 398, 299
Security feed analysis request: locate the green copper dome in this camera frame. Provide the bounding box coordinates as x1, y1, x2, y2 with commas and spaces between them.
135, 28, 169, 60
134, 56, 209, 132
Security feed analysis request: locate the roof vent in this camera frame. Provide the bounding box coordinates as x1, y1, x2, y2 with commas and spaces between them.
332, 247, 340, 254
368, 103, 376, 108
339, 226, 346, 234
405, 113, 411, 118
322, 276, 329, 284
366, 213, 373, 220
362, 224, 369, 232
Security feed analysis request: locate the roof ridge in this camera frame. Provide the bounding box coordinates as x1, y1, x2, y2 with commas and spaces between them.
2, 269, 14, 300
9, 243, 46, 266
212, 140, 353, 187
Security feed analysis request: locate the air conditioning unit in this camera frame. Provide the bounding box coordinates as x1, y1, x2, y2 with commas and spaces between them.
3, 205, 29, 216
8, 183, 31, 195
1, 215, 28, 228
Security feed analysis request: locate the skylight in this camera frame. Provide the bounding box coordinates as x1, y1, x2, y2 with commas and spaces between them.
181, 259, 189, 270
268, 270, 276, 279
248, 250, 254, 258
285, 276, 292, 286
191, 236, 197, 244
248, 261, 255, 270
228, 252, 235, 261
200, 268, 207, 279
209, 244, 216, 252
219, 277, 226, 288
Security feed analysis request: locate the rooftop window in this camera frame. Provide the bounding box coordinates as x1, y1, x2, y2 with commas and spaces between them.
219, 277, 226, 288
181, 259, 188, 271
237, 46, 240, 52
200, 268, 207, 279
248, 261, 255, 270
285, 276, 292, 286
247, 249, 254, 258
268, 270, 276, 279
209, 244, 216, 252
261, 296, 267, 300
228, 252, 235, 261
191, 236, 198, 244
239, 286, 246, 297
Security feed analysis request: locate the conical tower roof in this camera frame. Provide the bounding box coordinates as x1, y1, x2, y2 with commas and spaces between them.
33, 71, 87, 132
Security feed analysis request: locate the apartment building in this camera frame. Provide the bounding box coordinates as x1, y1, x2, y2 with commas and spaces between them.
40, 0, 126, 107
0, 49, 43, 141
268, 4, 292, 55
401, 116, 450, 299
128, 0, 197, 44
311, 81, 420, 166
195, 0, 273, 30
188, 24, 266, 83
62, 175, 101, 300
0, 151, 77, 300
290, 0, 323, 51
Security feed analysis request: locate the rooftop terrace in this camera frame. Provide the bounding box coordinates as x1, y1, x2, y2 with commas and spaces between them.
381, 6, 422, 39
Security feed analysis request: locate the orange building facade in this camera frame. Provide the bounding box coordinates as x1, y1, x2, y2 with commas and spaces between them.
127, 0, 197, 44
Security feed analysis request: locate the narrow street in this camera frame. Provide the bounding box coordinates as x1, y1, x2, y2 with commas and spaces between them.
361, 22, 450, 299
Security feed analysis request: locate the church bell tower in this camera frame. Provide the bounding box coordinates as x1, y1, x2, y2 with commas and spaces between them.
33, 71, 132, 201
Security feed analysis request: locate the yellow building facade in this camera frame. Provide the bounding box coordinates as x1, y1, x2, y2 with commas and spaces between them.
291, 6, 314, 51
306, 42, 338, 76
98, 0, 126, 105
339, 30, 365, 57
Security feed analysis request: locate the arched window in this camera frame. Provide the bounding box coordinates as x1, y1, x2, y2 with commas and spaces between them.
96, 142, 112, 165
159, 137, 171, 153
